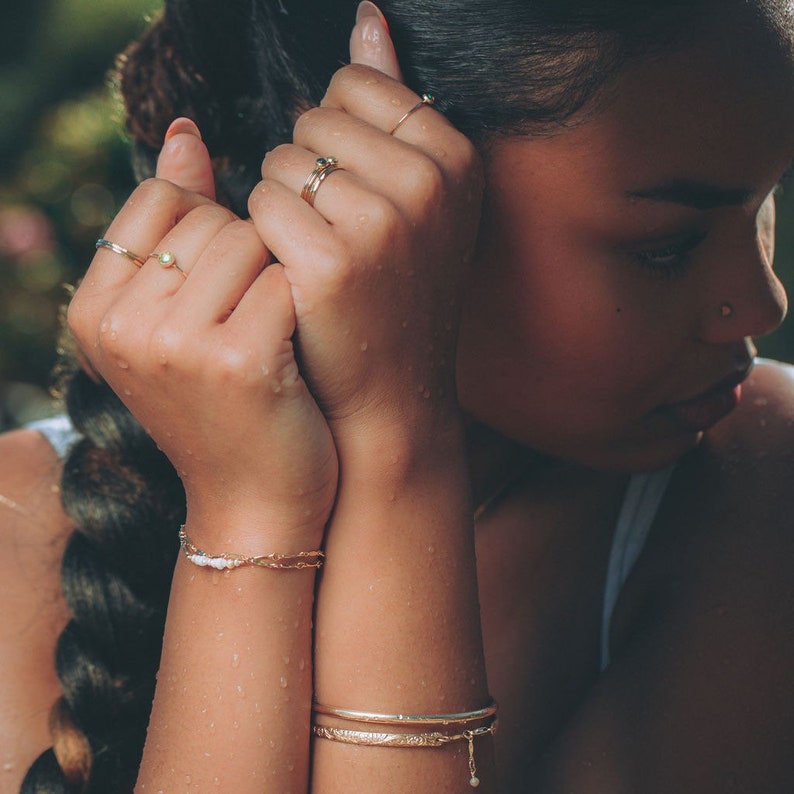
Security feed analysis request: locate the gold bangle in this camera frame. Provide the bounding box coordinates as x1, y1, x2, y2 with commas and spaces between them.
312, 698, 497, 726
178, 526, 324, 570
312, 719, 497, 788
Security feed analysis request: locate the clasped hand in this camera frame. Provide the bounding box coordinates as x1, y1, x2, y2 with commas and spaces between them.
67, 13, 484, 547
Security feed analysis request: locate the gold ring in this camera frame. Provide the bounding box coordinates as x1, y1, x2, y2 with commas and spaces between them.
390, 93, 435, 135
300, 157, 343, 207
149, 250, 187, 279
95, 238, 146, 267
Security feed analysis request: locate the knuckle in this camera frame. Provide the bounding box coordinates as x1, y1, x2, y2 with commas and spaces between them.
261, 143, 301, 179
217, 219, 268, 259
134, 176, 182, 207
183, 202, 236, 229
248, 179, 279, 216
293, 107, 326, 140
402, 155, 446, 208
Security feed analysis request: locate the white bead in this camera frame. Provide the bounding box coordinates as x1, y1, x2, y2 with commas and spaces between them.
469, 776, 480, 787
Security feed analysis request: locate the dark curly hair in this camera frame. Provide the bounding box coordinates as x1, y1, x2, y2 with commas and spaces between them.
21, 0, 730, 790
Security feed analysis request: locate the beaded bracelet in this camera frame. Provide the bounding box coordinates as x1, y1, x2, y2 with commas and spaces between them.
312, 719, 497, 788
178, 526, 324, 570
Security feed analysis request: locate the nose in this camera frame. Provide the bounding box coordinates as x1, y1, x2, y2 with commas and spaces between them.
699, 200, 788, 344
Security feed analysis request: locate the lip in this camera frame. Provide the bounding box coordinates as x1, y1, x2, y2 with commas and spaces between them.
661, 363, 753, 433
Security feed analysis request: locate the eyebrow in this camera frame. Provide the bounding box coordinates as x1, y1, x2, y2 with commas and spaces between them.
626, 180, 752, 210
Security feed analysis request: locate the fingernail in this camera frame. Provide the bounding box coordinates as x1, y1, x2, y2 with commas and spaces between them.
356, 1, 388, 28
164, 117, 202, 142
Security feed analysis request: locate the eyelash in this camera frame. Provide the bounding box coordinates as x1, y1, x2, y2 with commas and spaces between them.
633, 231, 707, 279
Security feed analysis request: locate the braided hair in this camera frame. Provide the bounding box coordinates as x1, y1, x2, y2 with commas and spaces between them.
21, 0, 720, 789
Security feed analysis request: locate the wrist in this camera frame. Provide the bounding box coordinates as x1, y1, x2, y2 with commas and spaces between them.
182, 496, 329, 557
331, 405, 467, 489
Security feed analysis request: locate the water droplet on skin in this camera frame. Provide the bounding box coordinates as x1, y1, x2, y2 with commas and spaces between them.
428, 545, 435, 554
185, 775, 191, 784
360, 341, 368, 351
271, 382, 282, 394
109, 329, 118, 340
208, 722, 216, 734
283, 655, 290, 665
233, 720, 239, 730
391, 97, 401, 106
754, 397, 769, 407
261, 364, 270, 376
213, 777, 220, 786
357, 214, 369, 226
123, 388, 132, 396
236, 684, 245, 698
232, 653, 240, 668
116, 358, 129, 369
298, 658, 306, 671
280, 676, 288, 688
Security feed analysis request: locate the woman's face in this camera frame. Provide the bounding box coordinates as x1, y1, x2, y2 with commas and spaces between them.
457, 4, 794, 471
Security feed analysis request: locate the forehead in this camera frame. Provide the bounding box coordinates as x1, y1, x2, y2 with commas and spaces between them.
581, 3, 794, 188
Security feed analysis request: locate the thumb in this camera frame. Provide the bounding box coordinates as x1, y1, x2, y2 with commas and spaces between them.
156, 118, 217, 201
349, 1, 403, 81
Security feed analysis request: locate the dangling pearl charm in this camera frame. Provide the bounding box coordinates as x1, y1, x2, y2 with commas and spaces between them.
469, 775, 480, 787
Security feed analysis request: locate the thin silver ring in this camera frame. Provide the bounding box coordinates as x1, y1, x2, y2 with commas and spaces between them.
390, 93, 435, 135
95, 238, 146, 267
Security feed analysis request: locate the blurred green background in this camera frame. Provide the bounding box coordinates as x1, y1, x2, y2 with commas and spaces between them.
2, 0, 794, 428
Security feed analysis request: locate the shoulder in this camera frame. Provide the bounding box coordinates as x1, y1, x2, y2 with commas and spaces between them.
0, 428, 71, 789
593, 360, 794, 790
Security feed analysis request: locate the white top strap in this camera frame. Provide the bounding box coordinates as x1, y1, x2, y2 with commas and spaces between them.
600, 465, 676, 671
26, 415, 81, 460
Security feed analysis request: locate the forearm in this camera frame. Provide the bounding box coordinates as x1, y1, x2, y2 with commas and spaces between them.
311, 421, 496, 792
136, 515, 321, 794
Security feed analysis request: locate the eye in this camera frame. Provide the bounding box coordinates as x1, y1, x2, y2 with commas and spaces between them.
632, 230, 707, 279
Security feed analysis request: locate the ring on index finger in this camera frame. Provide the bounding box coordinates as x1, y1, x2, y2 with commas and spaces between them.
300, 156, 344, 207
390, 93, 435, 136
95, 238, 146, 268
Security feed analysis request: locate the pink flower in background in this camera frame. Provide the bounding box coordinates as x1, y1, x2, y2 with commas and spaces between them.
0, 205, 55, 260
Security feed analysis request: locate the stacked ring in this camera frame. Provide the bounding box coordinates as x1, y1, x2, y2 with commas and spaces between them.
300, 157, 343, 207
95, 238, 146, 267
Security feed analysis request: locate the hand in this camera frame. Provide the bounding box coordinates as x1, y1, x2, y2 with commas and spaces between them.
68, 120, 337, 546
248, 5, 484, 445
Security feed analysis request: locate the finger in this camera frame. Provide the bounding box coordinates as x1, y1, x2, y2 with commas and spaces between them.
84, 179, 214, 298
350, 1, 403, 81
260, 143, 379, 224
227, 263, 297, 348
172, 219, 271, 324
156, 118, 217, 201
248, 179, 341, 290
321, 64, 447, 145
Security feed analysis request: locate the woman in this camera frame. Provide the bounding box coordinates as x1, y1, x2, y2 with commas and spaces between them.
3, 0, 794, 791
